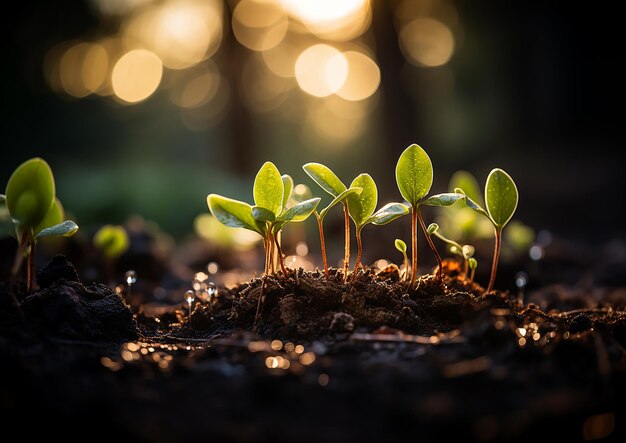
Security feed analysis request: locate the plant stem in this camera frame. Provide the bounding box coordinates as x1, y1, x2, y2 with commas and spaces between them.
402, 251, 409, 281
417, 209, 442, 283
343, 203, 350, 280
263, 234, 270, 275
273, 231, 287, 275
410, 206, 418, 286
11, 229, 29, 278
352, 226, 363, 277
470, 267, 476, 282
486, 228, 502, 293
315, 213, 329, 277
27, 239, 36, 293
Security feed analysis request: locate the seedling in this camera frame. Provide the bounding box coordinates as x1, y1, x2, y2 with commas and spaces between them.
395, 144, 465, 284
346, 173, 408, 276
455, 168, 519, 293
427, 223, 475, 275
468, 257, 478, 282
4, 158, 78, 293
94, 225, 129, 284
303, 163, 361, 278
394, 239, 409, 280
208, 162, 320, 276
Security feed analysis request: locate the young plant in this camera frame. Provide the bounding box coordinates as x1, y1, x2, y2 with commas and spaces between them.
93, 225, 130, 284
394, 239, 409, 280
302, 163, 360, 278
346, 173, 408, 276
468, 257, 478, 282
395, 144, 465, 284
427, 223, 475, 275
455, 168, 519, 293
208, 162, 320, 276
4, 158, 79, 292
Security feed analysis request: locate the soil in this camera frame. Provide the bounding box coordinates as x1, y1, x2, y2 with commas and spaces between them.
1, 255, 625, 442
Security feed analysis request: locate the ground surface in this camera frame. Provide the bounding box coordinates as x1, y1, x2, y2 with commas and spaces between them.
1, 256, 625, 442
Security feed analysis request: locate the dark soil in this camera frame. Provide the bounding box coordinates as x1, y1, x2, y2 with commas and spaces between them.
1, 256, 625, 442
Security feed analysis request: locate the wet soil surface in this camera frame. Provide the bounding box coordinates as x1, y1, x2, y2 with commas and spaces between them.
1, 256, 625, 442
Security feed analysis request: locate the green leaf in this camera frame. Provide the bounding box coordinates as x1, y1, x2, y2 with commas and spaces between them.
36, 220, 78, 239
450, 170, 483, 206
93, 225, 129, 259
302, 162, 346, 197
207, 194, 264, 235
318, 187, 362, 219
274, 197, 321, 230
34, 197, 64, 235
454, 188, 489, 218
420, 193, 464, 207
346, 173, 377, 228
395, 144, 433, 207
427, 223, 439, 235
253, 162, 283, 216
281, 174, 294, 210
485, 168, 518, 228
394, 239, 407, 253
468, 257, 478, 270
368, 202, 409, 225
5, 157, 55, 228
252, 206, 276, 222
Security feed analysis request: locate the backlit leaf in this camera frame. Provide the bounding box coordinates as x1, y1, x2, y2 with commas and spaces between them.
5, 157, 55, 228
420, 193, 464, 207
274, 197, 321, 230
207, 194, 264, 235
35, 197, 64, 235
394, 239, 407, 253
253, 162, 283, 217
395, 144, 433, 206
485, 168, 518, 228
36, 220, 78, 238
368, 202, 409, 225
303, 162, 346, 197
318, 187, 361, 220
281, 174, 293, 210
346, 173, 377, 228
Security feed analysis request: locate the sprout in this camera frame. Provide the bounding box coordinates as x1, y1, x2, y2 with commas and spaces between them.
346, 173, 408, 276
468, 257, 478, 282
94, 224, 130, 285
395, 144, 465, 284
394, 239, 409, 280
94, 225, 130, 260
456, 168, 519, 292
427, 223, 475, 276
3, 158, 78, 293
208, 162, 320, 276
303, 162, 361, 278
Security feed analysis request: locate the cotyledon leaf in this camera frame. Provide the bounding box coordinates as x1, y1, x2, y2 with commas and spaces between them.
34, 197, 64, 235
252, 206, 276, 222
395, 144, 433, 207
36, 220, 78, 238
253, 162, 283, 217
454, 188, 489, 218
281, 174, 293, 211
368, 202, 409, 226
346, 173, 377, 228
303, 162, 347, 197
274, 198, 321, 231
394, 239, 407, 253
420, 192, 465, 207
5, 157, 55, 228
207, 194, 264, 235
485, 168, 518, 228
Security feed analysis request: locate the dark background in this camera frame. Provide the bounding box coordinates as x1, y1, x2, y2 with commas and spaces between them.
2, 0, 623, 246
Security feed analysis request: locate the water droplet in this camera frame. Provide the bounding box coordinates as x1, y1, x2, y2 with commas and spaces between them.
207, 282, 217, 299
515, 272, 528, 288
125, 270, 137, 285
185, 289, 195, 305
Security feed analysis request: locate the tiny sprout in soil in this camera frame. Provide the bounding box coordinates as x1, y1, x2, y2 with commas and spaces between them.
208, 161, 320, 276
3, 157, 78, 294
428, 222, 476, 277
394, 239, 409, 280
455, 168, 519, 292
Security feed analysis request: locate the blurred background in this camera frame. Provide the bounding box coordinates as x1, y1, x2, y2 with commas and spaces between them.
1, 0, 624, 277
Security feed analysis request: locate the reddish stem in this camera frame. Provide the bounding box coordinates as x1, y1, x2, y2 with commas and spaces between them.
486, 228, 502, 293
273, 231, 287, 275
410, 207, 418, 286
343, 203, 351, 280
315, 213, 329, 277
352, 226, 363, 277
27, 239, 36, 293
417, 209, 442, 283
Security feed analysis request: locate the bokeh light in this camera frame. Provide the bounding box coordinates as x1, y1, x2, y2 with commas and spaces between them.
59, 42, 92, 98
336, 51, 380, 101
232, 0, 288, 51
124, 0, 222, 69
295, 44, 348, 97
168, 61, 221, 109
112, 49, 163, 103
400, 18, 455, 67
